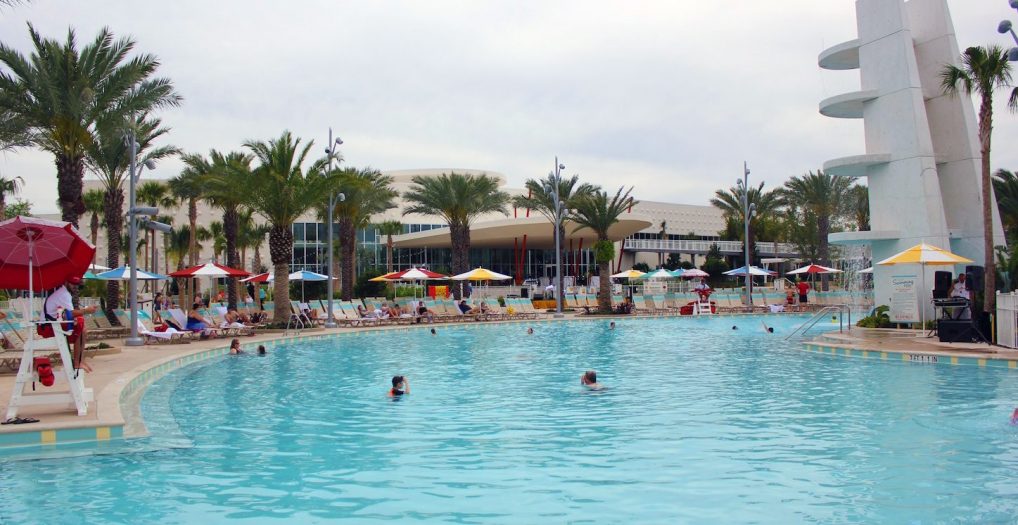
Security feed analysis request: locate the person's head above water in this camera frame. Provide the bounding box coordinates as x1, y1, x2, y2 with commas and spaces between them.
732, 325, 738, 330
392, 375, 404, 387
582, 370, 597, 384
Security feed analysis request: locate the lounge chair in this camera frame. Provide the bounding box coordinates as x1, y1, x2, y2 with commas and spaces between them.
135, 319, 191, 344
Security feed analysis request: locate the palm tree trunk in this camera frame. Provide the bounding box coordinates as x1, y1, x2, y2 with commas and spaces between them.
339, 218, 355, 301
224, 206, 240, 310
103, 188, 125, 324
0, 193, 6, 219
187, 197, 198, 308
90, 214, 99, 247
268, 225, 293, 324
979, 92, 997, 311
450, 223, 470, 299
386, 236, 393, 273
56, 153, 86, 228
819, 215, 831, 291
598, 259, 611, 312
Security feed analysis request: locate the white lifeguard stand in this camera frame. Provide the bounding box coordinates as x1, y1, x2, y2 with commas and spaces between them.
5, 320, 93, 420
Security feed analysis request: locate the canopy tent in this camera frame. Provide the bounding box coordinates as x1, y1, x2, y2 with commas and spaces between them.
877, 243, 974, 330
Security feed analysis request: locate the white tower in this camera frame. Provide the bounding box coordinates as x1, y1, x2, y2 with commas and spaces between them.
820, 0, 1005, 320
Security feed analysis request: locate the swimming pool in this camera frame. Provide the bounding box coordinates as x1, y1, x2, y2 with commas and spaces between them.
3, 316, 1018, 523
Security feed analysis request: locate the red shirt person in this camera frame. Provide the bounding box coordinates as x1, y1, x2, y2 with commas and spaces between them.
796, 280, 811, 305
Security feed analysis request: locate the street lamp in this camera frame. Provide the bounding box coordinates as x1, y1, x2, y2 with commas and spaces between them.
998, 1, 1018, 61
736, 162, 756, 311
124, 132, 170, 346
551, 156, 566, 318
324, 128, 344, 328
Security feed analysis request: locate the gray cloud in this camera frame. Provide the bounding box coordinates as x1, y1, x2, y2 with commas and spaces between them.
2, 0, 1016, 215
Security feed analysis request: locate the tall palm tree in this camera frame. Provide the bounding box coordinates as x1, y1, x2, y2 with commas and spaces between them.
85, 114, 176, 321
512, 174, 598, 288
403, 172, 510, 297
710, 181, 781, 266
848, 184, 870, 231
941, 44, 1014, 310
0, 24, 181, 227
570, 187, 638, 312
377, 220, 403, 273
329, 168, 397, 299
199, 221, 226, 262
0, 174, 23, 218
779, 171, 854, 289
165, 224, 194, 307
241, 131, 334, 324
169, 155, 208, 267
136, 180, 173, 273
201, 150, 253, 310
83, 188, 104, 247
993, 169, 1018, 244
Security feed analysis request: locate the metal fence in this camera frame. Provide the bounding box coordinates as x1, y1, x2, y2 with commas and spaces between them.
997, 291, 1018, 349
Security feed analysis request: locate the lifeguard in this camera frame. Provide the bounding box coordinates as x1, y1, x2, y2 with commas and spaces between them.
37, 275, 97, 373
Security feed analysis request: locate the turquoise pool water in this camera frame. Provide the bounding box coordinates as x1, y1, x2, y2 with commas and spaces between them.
3, 316, 1018, 523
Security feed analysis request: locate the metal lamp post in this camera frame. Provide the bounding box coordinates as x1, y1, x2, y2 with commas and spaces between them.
325, 128, 344, 328
998, 3, 1018, 61
737, 162, 756, 311
552, 157, 566, 318
125, 132, 170, 346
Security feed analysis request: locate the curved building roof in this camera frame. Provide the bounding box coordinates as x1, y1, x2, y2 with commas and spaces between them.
392, 214, 654, 249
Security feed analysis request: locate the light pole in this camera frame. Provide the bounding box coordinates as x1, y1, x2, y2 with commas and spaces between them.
552, 156, 566, 318
998, 1, 1018, 61
736, 161, 756, 311
124, 131, 170, 346
324, 128, 344, 328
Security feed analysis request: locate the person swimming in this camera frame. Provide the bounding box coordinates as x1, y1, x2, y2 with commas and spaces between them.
609, 321, 615, 330
527, 327, 534, 335
580, 370, 603, 390
257, 345, 266, 355
1011, 408, 1018, 425
229, 338, 243, 354
731, 325, 738, 330
430, 328, 436, 335
388, 375, 409, 397
761, 321, 774, 333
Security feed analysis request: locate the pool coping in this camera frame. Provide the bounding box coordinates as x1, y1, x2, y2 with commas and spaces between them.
4, 314, 1013, 453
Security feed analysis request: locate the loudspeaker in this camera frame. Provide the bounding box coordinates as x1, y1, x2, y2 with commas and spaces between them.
933, 271, 952, 299
965, 265, 984, 293
938, 319, 974, 343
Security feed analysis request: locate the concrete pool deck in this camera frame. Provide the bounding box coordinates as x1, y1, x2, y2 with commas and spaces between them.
1, 314, 1016, 451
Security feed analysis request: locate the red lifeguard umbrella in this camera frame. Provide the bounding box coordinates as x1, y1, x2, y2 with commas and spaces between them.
241, 272, 271, 283
388, 268, 448, 280
0, 216, 94, 292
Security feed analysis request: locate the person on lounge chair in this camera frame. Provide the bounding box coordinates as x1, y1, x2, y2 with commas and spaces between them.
186, 308, 213, 333
416, 301, 435, 323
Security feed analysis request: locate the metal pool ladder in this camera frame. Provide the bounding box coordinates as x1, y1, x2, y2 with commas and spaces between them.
785, 305, 851, 340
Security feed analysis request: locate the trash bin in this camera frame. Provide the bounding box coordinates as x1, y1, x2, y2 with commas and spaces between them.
521, 287, 529, 298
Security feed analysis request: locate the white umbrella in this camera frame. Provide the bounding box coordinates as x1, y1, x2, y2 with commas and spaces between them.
681, 268, 710, 278
723, 265, 777, 277
639, 268, 676, 279
857, 267, 874, 274
95, 265, 168, 281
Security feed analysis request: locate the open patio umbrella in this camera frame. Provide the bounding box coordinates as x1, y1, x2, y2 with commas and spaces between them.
387, 268, 448, 300
88, 263, 110, 272
169, 261, 251, 306
723, 265, 777, 277
877, 243, 973, 330
610, 268, 646, 279
857, 267, 874, 274
241, 272, 272, 283
680, 268, 710, 278
0, 216, 95, 294
451, 267, 511, 298
787, 263, 843, 291
287, 270, 328, 302
369, 271, 400, 282
95, 265, 168, 281
668, 268, 686, 278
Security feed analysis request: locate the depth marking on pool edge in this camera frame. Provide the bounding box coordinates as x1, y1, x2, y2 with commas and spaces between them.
804, 343, 1018, 370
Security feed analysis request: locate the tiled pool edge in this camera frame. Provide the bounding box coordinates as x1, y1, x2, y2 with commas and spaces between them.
801, 341, 1018, 369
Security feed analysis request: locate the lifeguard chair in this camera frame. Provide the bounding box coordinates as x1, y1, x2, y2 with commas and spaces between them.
5, 319, 93, 420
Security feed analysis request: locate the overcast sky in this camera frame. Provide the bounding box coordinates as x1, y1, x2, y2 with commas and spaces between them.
2, 0, 1018, 215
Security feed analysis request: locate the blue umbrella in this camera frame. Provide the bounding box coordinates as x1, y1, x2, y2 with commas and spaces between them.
95, 265, 168, 281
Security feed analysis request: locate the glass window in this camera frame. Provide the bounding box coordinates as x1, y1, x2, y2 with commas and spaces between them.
293, 223, 305, 242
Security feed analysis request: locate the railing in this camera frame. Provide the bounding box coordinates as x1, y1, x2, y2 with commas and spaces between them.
785, 305, 852, 340
624, 239, 799, 256
997, 291, 1018, 349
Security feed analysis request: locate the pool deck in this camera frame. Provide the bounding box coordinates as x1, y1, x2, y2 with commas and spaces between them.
2, 314, 1016, 451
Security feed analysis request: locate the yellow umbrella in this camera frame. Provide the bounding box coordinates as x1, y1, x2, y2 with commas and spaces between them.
876, 243, 974, 266
451, 267, 512, 281
877, 243, 973, 330
369, 271, 400, 282
610, 269, 646, 279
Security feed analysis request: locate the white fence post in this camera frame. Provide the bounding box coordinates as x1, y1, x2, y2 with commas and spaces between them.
997, 291, 1018, 349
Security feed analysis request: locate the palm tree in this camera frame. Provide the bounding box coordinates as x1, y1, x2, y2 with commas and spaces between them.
993, 169, 1018, 244
0, 24, 181, 227
941, 44, 1014, 309
403, 172, 510, 297
169, 155, 208, 267
241, 131, 334, 324
85, 114, 176, 321
779, 171, 854, 289
848, 184, 870, 231
0, 174, 23, 218
377, 220, 403, 273
329, 168, 397, 299
199, 221, 226, 262
83, 188, 104, 247
512, 174, 598, 288
570, 187, 638, 312
201, 150, 253, 310
710, 181, 781, 266
165, 224, 194, 307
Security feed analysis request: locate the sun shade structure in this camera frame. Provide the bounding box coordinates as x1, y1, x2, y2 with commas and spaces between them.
169, 261, 250, 278
723, 265, 777, 277
638, 268, 677, 280
0, 216, 95, 292
368, 271, 400, 282
388, 268, 448, 280
610, 269, 646, 279
88, 263, 110, 272
857, 267, 874, 274
680, 268, 710, 278
875, 243, 974, 266
95, 265, 167, 281
241, 272, 271, 283
288, 270, 329, 281
786, 264, 843, 275
451, 267, 512, 281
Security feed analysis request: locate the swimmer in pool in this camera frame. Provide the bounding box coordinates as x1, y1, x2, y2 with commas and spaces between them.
580, 370, 603, 390
609, 321, 615, 330
527, 327, 534, 335
388, 375, 409, 397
